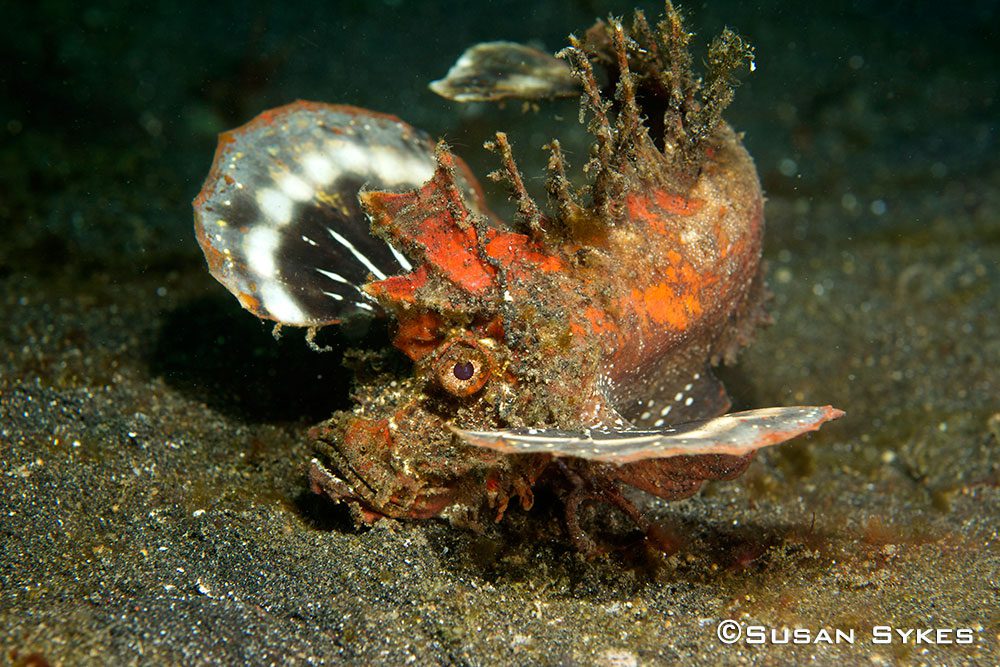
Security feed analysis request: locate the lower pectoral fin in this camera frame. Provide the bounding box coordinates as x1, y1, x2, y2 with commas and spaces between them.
452, 406, 844, 464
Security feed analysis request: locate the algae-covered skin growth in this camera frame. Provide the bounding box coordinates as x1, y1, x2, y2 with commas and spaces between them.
193, 4, 841, 550
2, 0, 998, 664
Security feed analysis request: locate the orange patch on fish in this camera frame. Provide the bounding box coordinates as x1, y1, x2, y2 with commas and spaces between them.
366, 265, 429, 304
570, 305, 621, 340
485, 231, 565, 276
625, 191, 704, 237
393, 310, 443, 361
413, 213, 495, 292
632, 282, 692, 329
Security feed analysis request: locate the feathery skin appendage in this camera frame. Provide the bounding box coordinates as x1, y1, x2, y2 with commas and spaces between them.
557, 38, 618, 214
558, 2, 753, 191
629, 9, 662, 74
543, 139, 578, 226
558, 37, 613, 144
484, 132, 544, 238
656, 0, 696, 117
609, 18, 643, 148
687, 28, 755, 153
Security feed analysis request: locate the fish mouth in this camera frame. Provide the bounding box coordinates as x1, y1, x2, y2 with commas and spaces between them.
308, 456, 390, 524
309, 420, 457, 522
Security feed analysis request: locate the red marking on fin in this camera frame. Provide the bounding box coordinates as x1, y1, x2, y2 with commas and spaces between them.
366, 265, 429, 305
484, 231, 566, 276
363, 154, 496, 294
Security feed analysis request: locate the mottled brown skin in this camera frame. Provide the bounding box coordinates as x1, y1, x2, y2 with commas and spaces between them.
309, 9, 771, 546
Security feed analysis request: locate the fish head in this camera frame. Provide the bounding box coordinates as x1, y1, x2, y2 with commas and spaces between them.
309, 315, 549, 523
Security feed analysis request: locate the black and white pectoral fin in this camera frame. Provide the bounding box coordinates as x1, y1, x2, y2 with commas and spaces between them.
193, 101, 443, 326
453, 406, 845, 464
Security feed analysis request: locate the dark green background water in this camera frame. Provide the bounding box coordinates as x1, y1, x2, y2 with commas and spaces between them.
3, 0, 994, 278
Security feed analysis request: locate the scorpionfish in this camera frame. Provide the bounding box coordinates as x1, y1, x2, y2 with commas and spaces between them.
194, 5, 843, 550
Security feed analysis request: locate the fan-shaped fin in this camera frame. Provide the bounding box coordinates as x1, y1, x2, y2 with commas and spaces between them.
453, 406, 844, 464
194, 101, 456, 325
430, 42, 578, 103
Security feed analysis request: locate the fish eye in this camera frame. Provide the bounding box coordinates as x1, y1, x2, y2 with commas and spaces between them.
435, 340, 491, 397
452, 361, 475, 381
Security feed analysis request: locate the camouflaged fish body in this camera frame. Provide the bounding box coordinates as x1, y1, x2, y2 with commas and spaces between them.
194, 7, 842, 541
